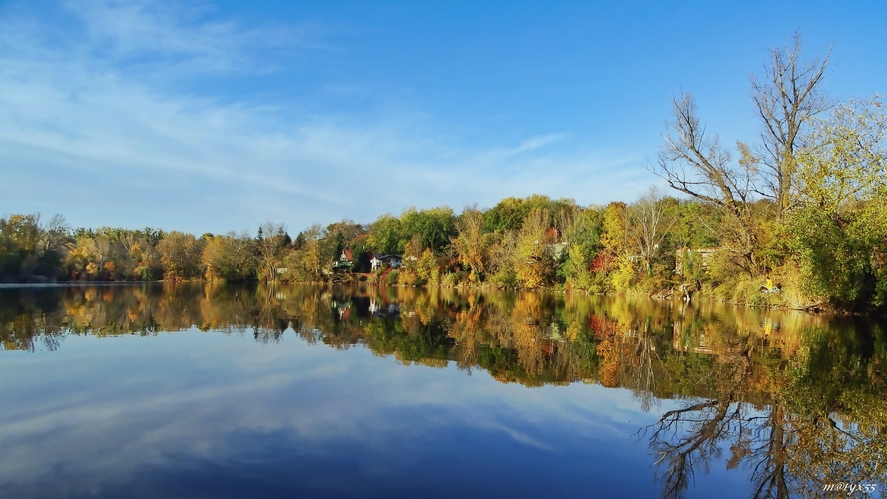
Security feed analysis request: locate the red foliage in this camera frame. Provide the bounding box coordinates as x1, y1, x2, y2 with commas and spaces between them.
590, 253, 614, 273
589, 315, 619, 338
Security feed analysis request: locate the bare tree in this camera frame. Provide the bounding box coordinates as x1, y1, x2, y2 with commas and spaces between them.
652, 33, 832, 274
654, 92, 756, 213
653, 93, 761, 274
750, 32, 831, 217
39, 214, 71, 256
257, 221, 287, 281
227, 230, 255, 278
627, 186, 675, 275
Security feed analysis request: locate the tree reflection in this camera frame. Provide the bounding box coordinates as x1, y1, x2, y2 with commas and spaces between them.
644, 320, 887, 498
2, 284, 886, 498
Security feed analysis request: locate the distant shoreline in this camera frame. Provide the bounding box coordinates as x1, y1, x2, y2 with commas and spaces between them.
0, 281, 164, 289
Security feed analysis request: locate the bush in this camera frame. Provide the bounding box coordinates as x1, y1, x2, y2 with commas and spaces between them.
397, 268, 420, 286
489, 267, 516, 289
610, 257, 637, 292
442, 270, 470, 287
387, 270, 399, 285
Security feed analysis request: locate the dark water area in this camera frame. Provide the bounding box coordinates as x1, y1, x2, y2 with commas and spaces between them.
1, 283, 885, 498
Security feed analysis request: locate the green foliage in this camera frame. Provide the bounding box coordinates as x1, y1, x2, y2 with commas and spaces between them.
202, 232, 256, 282
787, 206, 880, 308
489, 266, 517, 289
0, 213, 70, 281
564, 243, 594, 291
780, 97, 887, 309
483, 195, 578, 234
400, 207, 457, 255
387, 269, 400, 285
483, 197, 533, 233
442, 270, 470, 287
663, 201, 718, 250
367, 214, 402, 255
676, 248, 706, 290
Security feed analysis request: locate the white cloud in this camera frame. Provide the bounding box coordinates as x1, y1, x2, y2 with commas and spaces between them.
0, 0, 648, 233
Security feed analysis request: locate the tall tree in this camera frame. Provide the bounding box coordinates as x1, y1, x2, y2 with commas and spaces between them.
452, 205, 493, 280
750, 32, 831, 217
627, 186, 675, 275
513, 208, 554, 289
257, 221, 287, 281
367, 214, 402, 255
157, 232, 205, 280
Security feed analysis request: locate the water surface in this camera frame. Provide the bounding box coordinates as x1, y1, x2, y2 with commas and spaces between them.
1, 284, 885, 498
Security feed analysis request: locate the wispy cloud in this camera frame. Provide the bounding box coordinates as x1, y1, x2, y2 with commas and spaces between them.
0, 0, 648, 233
64, 0, 321, 74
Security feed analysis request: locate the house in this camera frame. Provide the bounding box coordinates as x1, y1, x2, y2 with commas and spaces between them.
675, 247, 719, 274
369, 298, 400, 316
549, 242, 569, 259
332, 249, 355, 271
370, 254, 403, 271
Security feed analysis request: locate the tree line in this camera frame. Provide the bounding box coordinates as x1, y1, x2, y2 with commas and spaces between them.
0, 195, 720, 291
1, 34, 884, 311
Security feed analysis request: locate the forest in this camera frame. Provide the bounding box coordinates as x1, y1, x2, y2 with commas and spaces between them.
1, 35, 885, 312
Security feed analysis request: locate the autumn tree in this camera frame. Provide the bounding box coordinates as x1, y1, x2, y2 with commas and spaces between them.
157, 232, 205, 280
600, 202, 628, 258
653, 92, 764, 275
36, 214, 72, 277
0, 213, 73, 280
452, 205, 494, 281
787, 96, 887, 308
562, 207, 604, 292
653, 35, 834, 278
202, 231, 256, 281
256, 221, 288, 281
513, 208, 555, 289
283, 224, 323, 282
488, 230, 517, 288
627, 186, 675, 276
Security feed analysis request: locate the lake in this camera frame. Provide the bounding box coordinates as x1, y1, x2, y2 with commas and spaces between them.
1, 283, 885, 498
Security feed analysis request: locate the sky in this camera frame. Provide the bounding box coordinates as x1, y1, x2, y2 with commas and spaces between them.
1, 0, 885, 235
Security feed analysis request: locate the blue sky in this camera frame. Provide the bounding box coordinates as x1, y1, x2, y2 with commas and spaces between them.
1, 0, 884, 235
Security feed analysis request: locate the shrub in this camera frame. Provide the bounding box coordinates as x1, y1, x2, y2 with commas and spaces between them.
442, 270, 470, 287
489, 267, 517, 289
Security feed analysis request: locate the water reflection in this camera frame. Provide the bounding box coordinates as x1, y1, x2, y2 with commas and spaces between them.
1, 283, 885, 498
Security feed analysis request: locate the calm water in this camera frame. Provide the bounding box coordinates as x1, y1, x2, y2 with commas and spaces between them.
1, 284, 885, 498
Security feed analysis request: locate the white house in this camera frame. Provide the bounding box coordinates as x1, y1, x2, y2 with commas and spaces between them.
370, 254, 403, 271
